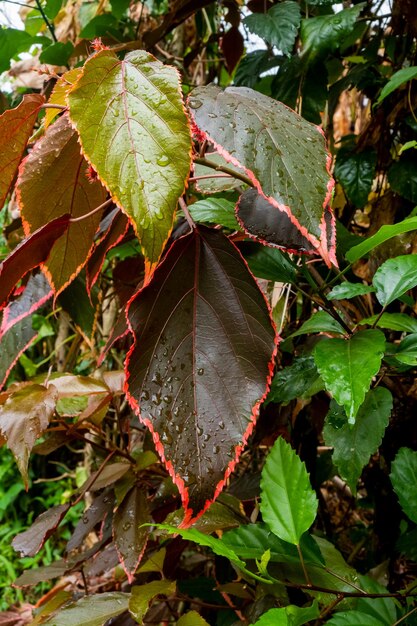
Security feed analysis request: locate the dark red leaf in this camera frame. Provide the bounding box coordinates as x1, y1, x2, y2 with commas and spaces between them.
221, 26, 244, 74
236, 188, 316, 254
0, 272, 52, 337
12, 504, 70, 557
125, 226, 277, 526
113, 485, 150, 582
13, 560, 68, 587
67, 490, 115, 553
0, 215, 70, 310
0, 317, 38, 390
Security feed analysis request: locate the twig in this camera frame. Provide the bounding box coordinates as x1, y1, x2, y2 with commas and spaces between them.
178, 197, 195, 230
194, 157, 253, 188
70, 199, 113, 223
41, 103, 68, 110
34, 0, 57, 42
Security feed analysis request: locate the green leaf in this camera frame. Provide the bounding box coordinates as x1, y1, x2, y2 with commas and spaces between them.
334, 148, 377, 208
360, 312, 417, 333
129, 581, 176, 624
110, 0, 131, 19
267, 356, 322, 404
188, 198, 241, 230
188, 85, 335, 265
68, 49, 191, 279
356, 575, 397, 625
345, 216, 417, 262
42, 592, 130, 626
243, 2, 301, 56
235, 50, 274, 88
260, 437, 318, 545
314, 330, 385, 423
177, 611, 210, 626
0, 384, 59, 487
40, 42, 74, 66
328, 282, 374, 300
79, 14, 119, 38
388, 334, 417, 365
323, 388, 392, 493
388, 153, 417, 202
390, 448, 417, 523
242, 243, 297, 283
0, 27, 34, 73
252, 602, 319, 626
372, 254, 417, 306
290, 310, 345, 337
301, 5, 364, 62
44, 0, 62, 20
377, 66, 417, 104
325, 611, 381, 625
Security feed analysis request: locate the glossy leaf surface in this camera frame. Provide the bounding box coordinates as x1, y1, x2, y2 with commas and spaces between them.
243, 1, 301, 56
68, 49, 192, 278
327, 282, 374, 300
345, 216, 417, 263
0, 316, 38, 389
188, 85, 335, 265
126, 226, 276, 524
291, 310, 345, 337
260, 437, 318, 545
241, 242, 297, 283
301, 4, 364, 61
67, 490, 115, 552
390, 447, 417, 523
360, 312, 417, 333
188, 198, 241, 231
268, 356, 322, 404
42, 592, 130, 626
0, 383, 58, 486
12, 503, 69, 557
17, 115, 107, 296
372, 254, 417, 306
334, 148, 377, 208
0, 94, 44, 210
0, 272, 52, 336
113, 485, 150, 582
129, 580, 176, 624
323, 388, 392, 493
192, 152, 246, 194
314, 330, 385, 423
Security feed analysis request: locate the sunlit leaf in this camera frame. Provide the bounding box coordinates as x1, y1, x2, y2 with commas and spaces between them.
126, 226, 277, 525
188, 198, 241, 230
45, 68, 81, 129
177, 612, 210, 626
360, 312, 417, 333
113, 485, 150, 582
68, 49, 192, 279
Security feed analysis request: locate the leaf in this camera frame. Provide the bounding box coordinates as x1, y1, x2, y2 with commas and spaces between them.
373, 254, 417, 306
58, 272, 100, 339
360, 312, 417, 333
356, 576, 397, 626
290, 310, 345, 337
388, 333, 417, 365
243, 1, 301, 56
253, 602, 319, 626
12, 503, 69, 557
236, 189, 318, 254
221, 26, 244, 74
334, 148, 377, 208
40, 42, 74, 66
260, 437, 318, 545
86, 211, 129, 293
87, 462, 131, 492
68, 49, 192, 279
113, 485, 150, 582
17, 114, 107, 296
345, 216, 417, 262
192, 152, 247, 194
0, 94, 44, 210
45, 68, 82, 129
188, 198, 241, 230
129, 581, 176, 625
14, 560, 68, 587
0, 273, 52, 337
177, 612, 210, 626
0, 27, 34, 73
323, 388, 392, 493
125, 226, 277, 525
241, 242, 297, 283
234, 50, 274, 88
301, 4, 364, 62
314, 329, 385, 423
388, 153, 417, 202
390, 447, 417, 523
267, 356, 322, 404
327, 282, 374, 300
377, 66, 417, 104
325, 612, 383, 625
41, 592, 130, 626
188, 85, 336, 266
67, 490, 115, 552
0, 316, 38, 389
0, 383, 58, 487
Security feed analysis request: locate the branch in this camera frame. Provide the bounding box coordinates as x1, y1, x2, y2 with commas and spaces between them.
34, 0, 57, 42
194, 157, 253, 188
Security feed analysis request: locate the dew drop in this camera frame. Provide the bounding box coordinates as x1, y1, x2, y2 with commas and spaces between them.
197, 367, 204, 376
157, 154, 170, 167
189, 98, 203, 109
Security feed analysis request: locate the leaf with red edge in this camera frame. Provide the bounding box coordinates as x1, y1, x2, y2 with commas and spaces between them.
0, 272, 52, 336
237, 189, 317, 254
0, 317, 38, 389
67, 490, 115, 553
0, 383, 58, 487
67, 49, 192, 281
0, 94, 44, 210
188, 85, 336, 266
12, 504, 69, 556
113, 484, 150, 582
125, 226, 277, 526
17, 114, 107, 297
44, 67, 81, 129
0, 215, 70, 309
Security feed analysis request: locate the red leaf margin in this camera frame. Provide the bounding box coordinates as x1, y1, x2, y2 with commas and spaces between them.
124, 228, 279, 528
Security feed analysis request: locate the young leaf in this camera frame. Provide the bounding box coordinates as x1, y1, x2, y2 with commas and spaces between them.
290, 310, 345, 337
188, 198, 241, 231
314, 330, 385, 423
68, 49, 192, 280
188, 85, 336, 266
372, 254, 417, 306
390, 447, 417, 523
243, 1, 301, 56
253, 602, 319, 626
41, 592, 130, 626
177, 611, 210, 626
377, 66, 417, 104
323, 388, 392, 493
345, 216, 417, 263
0, 93, 44, 209
260, 437, 318, 545
125, 226, 277, 525
17, 115, 107, 296
334, 148, 377, 208
113, 485, 150, 582
327, 282, 374, 300
129, 581, 176, 625
0, 383, 59, 487
12, 503, 70, 557
301, 4, 364, 61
